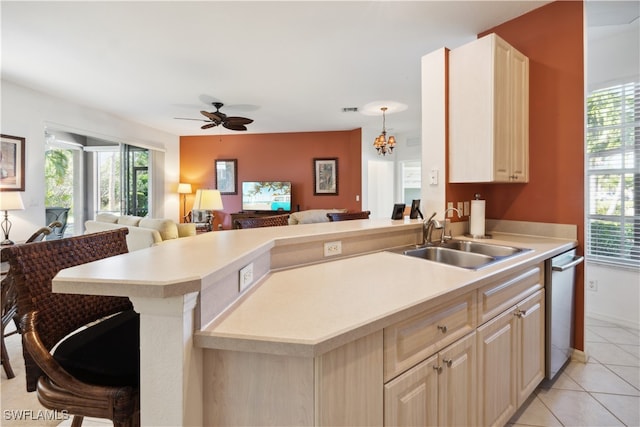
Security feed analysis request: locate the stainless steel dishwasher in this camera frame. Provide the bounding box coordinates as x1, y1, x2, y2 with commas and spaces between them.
545, 248, 584, 380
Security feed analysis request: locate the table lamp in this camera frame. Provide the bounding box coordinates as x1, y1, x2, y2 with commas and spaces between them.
192, 189, 224, 231
177, 183, 192, 222
0, 192, 25, 246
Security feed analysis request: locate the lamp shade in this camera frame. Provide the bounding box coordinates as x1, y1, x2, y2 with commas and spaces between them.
192, 189, 224, 211
177, 183, 192, 194
0, 192, 25, 211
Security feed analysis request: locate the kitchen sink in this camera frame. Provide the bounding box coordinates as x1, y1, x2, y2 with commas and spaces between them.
440, 240, 527, 257
392, 239, 531, 270
403, 246, 495, 269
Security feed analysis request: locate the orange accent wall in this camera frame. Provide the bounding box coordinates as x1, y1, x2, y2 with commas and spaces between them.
446, 1, 586, 349
180, 129, 362, 229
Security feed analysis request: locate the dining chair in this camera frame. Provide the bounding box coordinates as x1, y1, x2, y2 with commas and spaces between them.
1, 228, 140, 427
326, 210, 371, 221
233, 214, 290, 229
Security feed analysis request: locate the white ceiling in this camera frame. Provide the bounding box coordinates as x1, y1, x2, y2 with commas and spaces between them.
3, 1, 563, 138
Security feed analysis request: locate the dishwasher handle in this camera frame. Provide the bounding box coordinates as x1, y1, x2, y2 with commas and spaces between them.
552, 255, 584, 272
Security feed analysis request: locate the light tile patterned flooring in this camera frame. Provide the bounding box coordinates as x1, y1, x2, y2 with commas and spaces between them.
509, 317, 640, 427
2, 317, 639, 426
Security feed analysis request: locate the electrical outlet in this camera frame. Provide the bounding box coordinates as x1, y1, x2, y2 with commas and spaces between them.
587, 279, 598, 292
239, 263, 254, 292
324, 241, 342, 257
457, 202, 464, 215
463, 201, 470, 216
447, 202, 454, 217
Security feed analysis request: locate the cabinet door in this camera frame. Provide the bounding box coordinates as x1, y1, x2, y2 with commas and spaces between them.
477, 308, 517, 427
384, 354, 439, 427
510, 48, 530, 182
493, 36, 512, 183
516, 289, 545, 406
439, 332, 476, 427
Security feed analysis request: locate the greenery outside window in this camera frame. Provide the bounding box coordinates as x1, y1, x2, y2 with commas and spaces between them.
586, 81, 639, 268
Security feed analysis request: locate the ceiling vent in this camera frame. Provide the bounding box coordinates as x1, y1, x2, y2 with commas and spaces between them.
342, 107, 359, 113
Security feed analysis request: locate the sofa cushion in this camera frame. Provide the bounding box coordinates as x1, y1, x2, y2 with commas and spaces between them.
96, 213, 119, 224
177, 223, 197, 238
289, 209, 347, 225
53, 309, 139, 387
117, 215, 142, 226
139, 218, 179, 240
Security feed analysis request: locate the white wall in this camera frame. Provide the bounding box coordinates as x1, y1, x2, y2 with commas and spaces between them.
585, 20, 640, 328
0, 80, 180, 243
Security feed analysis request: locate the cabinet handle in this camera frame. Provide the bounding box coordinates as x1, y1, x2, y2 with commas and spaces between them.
443, 358, 453, 368
437, 325, 448, 333
433, 365, 443, 374
514, 309, 527, 318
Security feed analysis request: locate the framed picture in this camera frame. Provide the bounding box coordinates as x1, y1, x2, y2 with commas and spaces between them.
0, 134, 25, 191
391, 203, 406, 220
215, 159, 237, 195
314, 158, 338, 195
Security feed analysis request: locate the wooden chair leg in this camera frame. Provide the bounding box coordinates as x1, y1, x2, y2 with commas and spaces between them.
70, 415, 84, 427
1, 333, 15, 379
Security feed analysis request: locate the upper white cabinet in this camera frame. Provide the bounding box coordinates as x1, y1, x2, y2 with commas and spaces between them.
449, 33, 529, 183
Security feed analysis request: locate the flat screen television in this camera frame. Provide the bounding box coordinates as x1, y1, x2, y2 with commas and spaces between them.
242, 181, 292, 212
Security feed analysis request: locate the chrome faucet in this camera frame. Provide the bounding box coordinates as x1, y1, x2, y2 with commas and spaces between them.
423, 212, 443, 244
441, 208, 461, 243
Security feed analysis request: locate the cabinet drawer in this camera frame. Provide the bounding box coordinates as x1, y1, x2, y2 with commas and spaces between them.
384, 292, 476, 382
477, 264, 543, 325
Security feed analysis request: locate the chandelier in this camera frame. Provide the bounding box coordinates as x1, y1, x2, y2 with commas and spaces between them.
373, 107, 396, 155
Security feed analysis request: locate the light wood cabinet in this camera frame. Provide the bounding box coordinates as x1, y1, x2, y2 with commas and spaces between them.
477, 289, 545, 427
384, 292, 476, 382
449, 33, 529, 183
384, 332, 476, 427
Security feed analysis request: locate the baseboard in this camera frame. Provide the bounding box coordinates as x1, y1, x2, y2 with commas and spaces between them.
571, 348, 589, 363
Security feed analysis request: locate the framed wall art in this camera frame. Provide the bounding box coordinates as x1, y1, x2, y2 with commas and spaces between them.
314, 158, 338, 195
215, 159, 237, 195
0, 134, 25, 191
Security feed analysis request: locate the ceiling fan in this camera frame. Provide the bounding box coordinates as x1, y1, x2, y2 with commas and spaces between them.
176, 102, 253, 131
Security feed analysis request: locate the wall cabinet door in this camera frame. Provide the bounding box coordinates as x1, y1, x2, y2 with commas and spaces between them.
384, 332, 476, 427
449, 33, 529, 183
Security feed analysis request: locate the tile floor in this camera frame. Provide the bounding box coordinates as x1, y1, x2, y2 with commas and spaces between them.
509, 317, 640, 427
2, 317, 639, 426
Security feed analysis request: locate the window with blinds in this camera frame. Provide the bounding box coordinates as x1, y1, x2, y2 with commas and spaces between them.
586, 81, 639, 268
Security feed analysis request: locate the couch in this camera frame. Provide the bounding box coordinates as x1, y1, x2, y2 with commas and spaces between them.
288, 209, 347, 225
84, 213, 196, 251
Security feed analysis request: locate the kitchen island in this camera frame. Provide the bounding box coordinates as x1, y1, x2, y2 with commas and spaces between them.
53, 218, 577, 426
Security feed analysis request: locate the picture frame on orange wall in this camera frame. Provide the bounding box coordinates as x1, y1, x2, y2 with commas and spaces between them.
215, 159, 237, 195
314, 158, 338, 195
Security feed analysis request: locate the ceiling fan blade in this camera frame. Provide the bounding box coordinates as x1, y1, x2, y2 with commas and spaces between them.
223, 122, 248, 131
201, 123, 218, 130
174, 117, 208, 122
226, 116, 253, 125
201, 110, 223, 122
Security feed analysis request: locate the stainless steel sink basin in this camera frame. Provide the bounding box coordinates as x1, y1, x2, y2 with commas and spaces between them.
403, 246, 495, 269
441, 240, 527, 257
392, 239, 531, 270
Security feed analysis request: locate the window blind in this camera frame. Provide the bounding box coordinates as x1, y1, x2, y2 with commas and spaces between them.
586, 81, 640, 268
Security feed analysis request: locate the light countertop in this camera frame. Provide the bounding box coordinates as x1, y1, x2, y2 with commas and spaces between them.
195, 233, 576, 357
